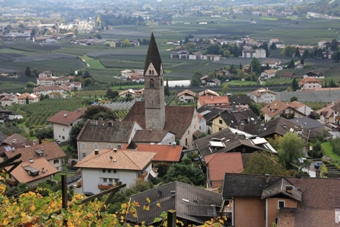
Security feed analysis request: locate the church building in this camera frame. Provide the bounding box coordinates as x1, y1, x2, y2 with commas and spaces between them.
124, 33, 199, 150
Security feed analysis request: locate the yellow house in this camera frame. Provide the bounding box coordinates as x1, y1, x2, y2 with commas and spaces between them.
212, 115, 228, 134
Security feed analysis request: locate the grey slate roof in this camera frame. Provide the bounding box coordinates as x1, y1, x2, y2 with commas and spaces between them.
228, 95, 252, 105
289, 116, 325, 130
144, 33, 163, 75
127, 181, 222, 225
77, 119, 136, 143
132, 130, 171, 143
261, 178, 302, 201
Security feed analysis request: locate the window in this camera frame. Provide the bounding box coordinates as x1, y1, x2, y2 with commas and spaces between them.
107, 144, 112, 148
54, 159, 59, 164
113, 169, 117, 173
102, 169, 106, 173
278, 201, 285, 209
81, 143, 86, 149
109, 178, 113, 184
149, 79, 155, 88
82, 153, 86, 157
62, 136, 65, 140
117, 144, 122, 149
188, 130, 190, 135
108, 169, 111, 173
219, 119, 223, 124
103, 178, 107, 183
219, 128, 222, 131
94, 143, 98, 149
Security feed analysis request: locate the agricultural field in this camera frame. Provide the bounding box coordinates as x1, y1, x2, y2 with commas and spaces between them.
12, 98, 86, 129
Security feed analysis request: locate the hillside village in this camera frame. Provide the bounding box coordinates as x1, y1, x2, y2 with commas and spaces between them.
2, 0, 340, 226
1, 32, 340, 227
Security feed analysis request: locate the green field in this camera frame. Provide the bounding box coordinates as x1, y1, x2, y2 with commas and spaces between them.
322, 142, 340, 162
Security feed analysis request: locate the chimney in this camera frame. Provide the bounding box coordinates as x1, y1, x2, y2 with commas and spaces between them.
113, 148, 117, 152
64, 112, 67, 117
42, 167, 45, 173
29, 157, 34, 163
94, 149, 99, 155
172, 142, 176, 148
33, 140, 37, 146
265, 174, 270, 183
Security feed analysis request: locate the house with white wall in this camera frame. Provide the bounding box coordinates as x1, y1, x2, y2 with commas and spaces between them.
75, 148, 156, 194
249, 88, 276, 104
47, 108, 85, 142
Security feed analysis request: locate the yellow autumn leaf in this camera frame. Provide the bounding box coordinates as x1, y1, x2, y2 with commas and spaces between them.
146, 197, 151, 203
2, 218, 9, 225
219, 219, 224, 224
156, 203, 161, 208
121, 203, 127, 209
21, 215, 32, 223
30, 205, 36, 212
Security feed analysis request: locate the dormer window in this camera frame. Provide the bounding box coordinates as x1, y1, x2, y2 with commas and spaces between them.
149, 79, 155, 88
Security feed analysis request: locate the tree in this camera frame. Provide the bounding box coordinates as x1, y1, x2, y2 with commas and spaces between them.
69, 120, 85, 150
122, 39, 131, 47
291, 78, 299, 91
84, 78, 93, 87
25, 66, 31, 77
302, 50, 309, 58
190, 71, 202, 87
261, 42, 269, 57
26, 81, 35, 88
281, 45, 296, 57
294, 47, 301, 58
243, 151, 289, 176
206, 44, 219, 54
221, 83, 229, 94
277, 132, 305, 169
162, 163, 205, 186
250, 57, 261, 75
287, 60, 295, 68
330, 38, 338, 51
83, 105, 116, 121
270, 42, 277, 50
82, 71, 91, 79
106, 88, 118, 100
331, 51, 340, 62
300, 57, 304, 65
290, 96, 298, 102
164, 79, 170, 96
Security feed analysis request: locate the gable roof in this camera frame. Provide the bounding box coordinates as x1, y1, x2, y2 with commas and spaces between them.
205, 152, 243, 181
127, 181, 222, 225
123, 102, 195, 139
289, 116, 325, 130
257, 117, 303, 137
77, 119, 138, 143
298, 77, 322, 86
251, 87, 276, 97
123, 143, 183, 162
198, 89, 219, 97
144, 33, 163, 75
177, 89, 196, 97
228, 95, 252, 105
6, 157, 58, 183
198, 95, 229, 107
132, 130, 172, 143
2, 133, 28, 146
47, 108, 85, 126
4, 142, 66, 162
261, 178, 302, 201
261, 100, 289, 117
218, 109, 258, 128
195, 128, 275, 157
74, 148, 155, 170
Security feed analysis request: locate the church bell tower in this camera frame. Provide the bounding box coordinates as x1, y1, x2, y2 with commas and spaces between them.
144, 33, 165, 131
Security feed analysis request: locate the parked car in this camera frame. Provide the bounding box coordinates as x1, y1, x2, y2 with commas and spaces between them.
314, 161, 323, 169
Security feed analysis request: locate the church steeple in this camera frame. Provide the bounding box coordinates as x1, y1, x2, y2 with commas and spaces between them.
144, 33, 165, 131
144, 32, 163, 76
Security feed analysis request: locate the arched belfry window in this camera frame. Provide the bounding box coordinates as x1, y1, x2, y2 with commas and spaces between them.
161, 79, 163, 87
149, 79, 155, 88
149, 70, 155, 75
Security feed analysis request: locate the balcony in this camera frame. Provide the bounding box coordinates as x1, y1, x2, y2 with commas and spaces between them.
98, 184, 114, 190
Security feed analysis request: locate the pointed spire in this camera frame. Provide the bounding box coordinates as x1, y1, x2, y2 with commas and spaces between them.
144, 32, 163, 75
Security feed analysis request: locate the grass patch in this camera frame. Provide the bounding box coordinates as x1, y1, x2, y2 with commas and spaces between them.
260, 17, 278, 21
53, 172, 74, 182
226, 80, 258, 86
322, 141, 340, 161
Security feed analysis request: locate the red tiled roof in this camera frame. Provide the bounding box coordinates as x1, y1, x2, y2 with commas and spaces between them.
122, 143, 183, 162
205, 152, 243, 181
47, 108, 85, 126
177, 89, 196, 97
198, 96, 229, 107
2, 134, 28, 145
5, 142, 66, 162
6, 157, 58, 184
251, 87, 276, 97
75, 148, 155, 170
261, 100, 289, 118
298, 77, 322, 86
